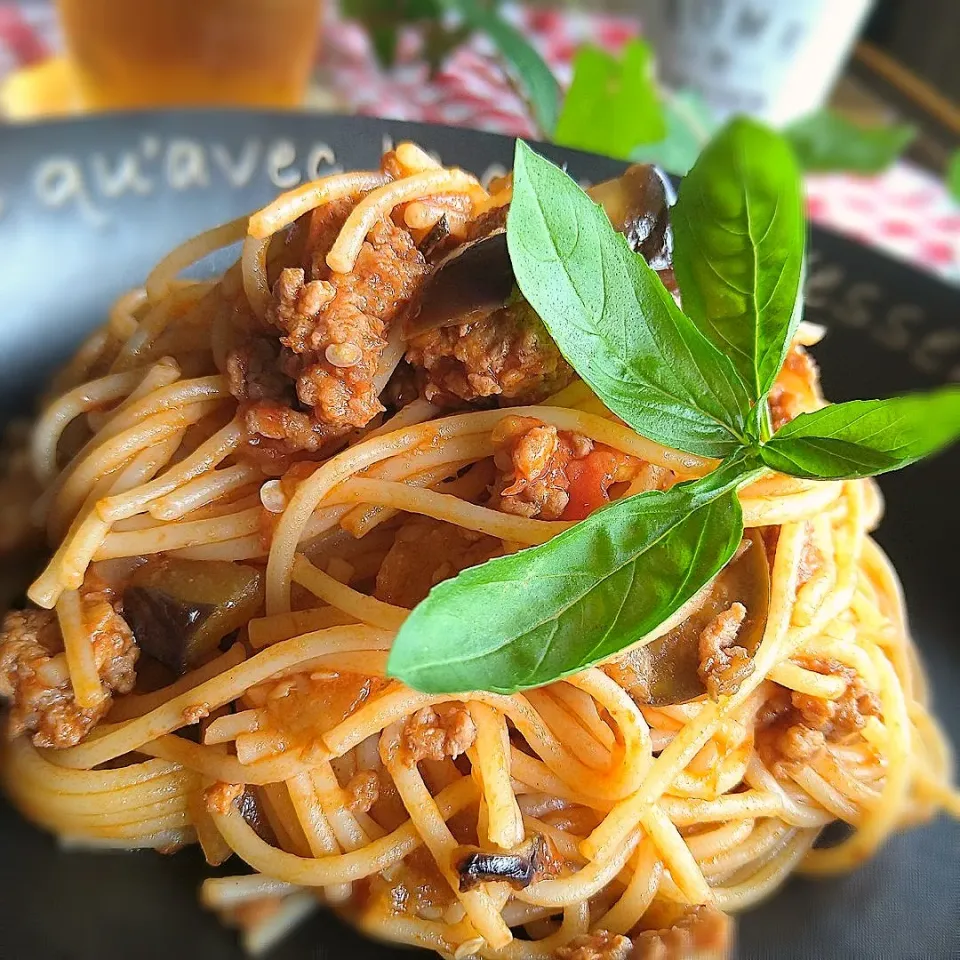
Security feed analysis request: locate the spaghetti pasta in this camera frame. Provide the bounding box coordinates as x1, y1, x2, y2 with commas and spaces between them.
0, 142, 956, 960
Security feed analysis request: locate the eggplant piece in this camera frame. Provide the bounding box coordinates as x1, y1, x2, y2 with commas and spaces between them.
404, 230, 514, 338
615, 530, 770, 707
587, 163, 674, 269
418, 213, 451, 260
123, 558, 262, 674
406, 164, 674, 339
237, 788, 276, 844
454, 833, 559, 892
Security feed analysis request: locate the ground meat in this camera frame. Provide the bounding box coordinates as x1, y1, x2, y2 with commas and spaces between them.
374, 517, 500, 608
491, 414, 645, 521
400, 703, 477, 764
232, 214, 429, 454
554, 931, 631, 960
205, 781, 245, 816
182, 702, 210, 725
226, 335, 294, 405
344, 769, 380, 814
630, 904, 733, 960
775, 722, 827, 764
793, 656, 882, 739
768, 346, 820, 431
697, 602, 753, 701
763, 656, 882, 773
0, 583, 138, 748
406, 300, 574, 407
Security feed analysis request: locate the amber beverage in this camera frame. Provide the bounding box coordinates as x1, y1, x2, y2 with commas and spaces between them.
57, 0, 321, 110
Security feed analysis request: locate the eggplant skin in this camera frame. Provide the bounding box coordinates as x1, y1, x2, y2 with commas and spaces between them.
122, 586, 214, 675
454, 834, 559, 892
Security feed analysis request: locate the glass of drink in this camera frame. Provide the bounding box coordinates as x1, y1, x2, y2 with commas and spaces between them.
56, 0, 322, 110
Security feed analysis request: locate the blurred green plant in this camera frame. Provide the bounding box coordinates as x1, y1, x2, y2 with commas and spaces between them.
553, 40, 664, 158
948, 150, 960, 203
342, 0, 561, 133
784, 110, 917, 174
342, 3, 925, 180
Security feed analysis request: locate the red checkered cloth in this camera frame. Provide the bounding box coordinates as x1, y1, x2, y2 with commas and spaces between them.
2, 1, 958, 281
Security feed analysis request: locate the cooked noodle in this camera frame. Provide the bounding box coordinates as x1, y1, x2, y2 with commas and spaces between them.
0, 143, 956, 959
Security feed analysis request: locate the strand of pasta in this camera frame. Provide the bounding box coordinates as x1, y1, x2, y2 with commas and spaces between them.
467, 701, 524, 849
291, 556, 407, 630
266, 405, 712, 614
801, 642, 911, 874
50, 401, 219, 537
97, 417, 242, 522
146, 216, 249, 303
31, 368, 148, 482
110, 282, 216, 372
148, 463, 262, 521
94, 505, 262, 559
39, 366, 217, 522
85, 355, 184, 434
329, 477, 567, 544
47, 626, 393, 770
55, 589, 103, 709
109, 644, 247, 722
379, 722, 513, 950
594, 841, 662, 934
326, 169, 484, 274
211, 776, 478, 886
29, 430, 187, 607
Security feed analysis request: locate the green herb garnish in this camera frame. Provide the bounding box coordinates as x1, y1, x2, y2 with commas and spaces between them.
630, 89, 717, 176
760, 390, 960, 480
508, 137, 751, 458
387, 118, 960, 696
448, 0, 561, 137
947, 150, 960, 204
671, 118, 805, 412
554, 40, 665, 160
783, 109, 916, 175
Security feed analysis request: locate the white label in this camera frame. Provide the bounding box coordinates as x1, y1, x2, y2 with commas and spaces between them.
641, 0, 874, 125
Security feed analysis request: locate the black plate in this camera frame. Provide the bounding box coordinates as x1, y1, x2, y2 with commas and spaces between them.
0, 111, 957, 960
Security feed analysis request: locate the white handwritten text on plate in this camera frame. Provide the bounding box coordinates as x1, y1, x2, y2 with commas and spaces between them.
26, 136, 339, 227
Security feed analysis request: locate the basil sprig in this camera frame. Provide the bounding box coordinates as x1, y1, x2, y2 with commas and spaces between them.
509, 139, 752, 458
761, 389, 960, 480
389, 453, 759, 694
671, 118, 805, 411
387, 119, 960, 696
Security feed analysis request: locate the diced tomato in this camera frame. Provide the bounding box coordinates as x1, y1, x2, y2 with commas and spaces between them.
561, 450, 623, 521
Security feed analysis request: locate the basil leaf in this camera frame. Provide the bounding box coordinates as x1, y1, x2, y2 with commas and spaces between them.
387, 455, 759, 695
508, 140, 752, 458
554, 40, 666, 160
671, 117, 804, 408
785, 109, 916, 174
760, 388, 960, 480
948, 149, 960, 204
446, 0, 561, 137
631, 89, 717, 176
